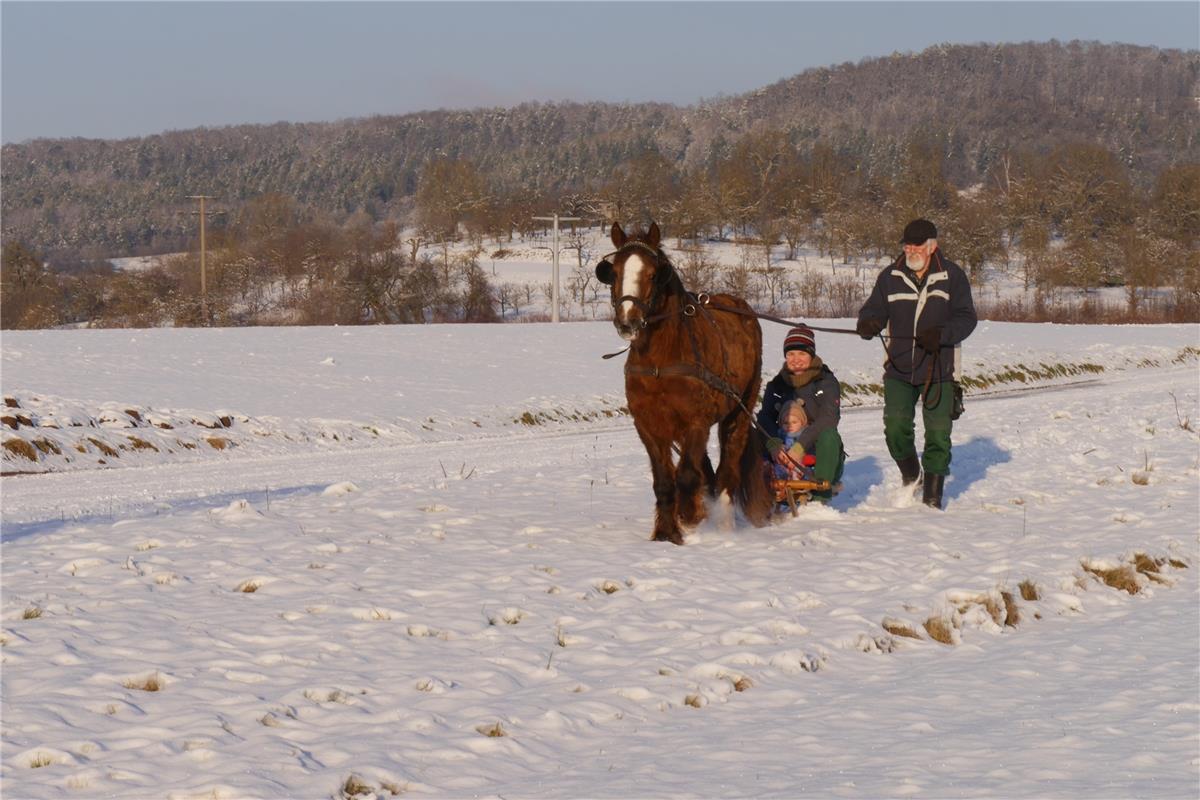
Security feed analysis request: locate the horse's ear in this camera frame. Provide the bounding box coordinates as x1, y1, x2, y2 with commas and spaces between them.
647, 222, 661, 249
595, 259, 615, 286
611, 222, 626, 249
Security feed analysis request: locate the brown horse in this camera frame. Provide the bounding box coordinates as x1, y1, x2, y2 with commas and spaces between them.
596, 222, 773, 544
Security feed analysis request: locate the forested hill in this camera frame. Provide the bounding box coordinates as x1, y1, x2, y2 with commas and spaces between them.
3, 40, 1197, 262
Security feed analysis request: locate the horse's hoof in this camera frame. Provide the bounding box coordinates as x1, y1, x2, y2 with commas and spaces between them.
652, 531, 685, 545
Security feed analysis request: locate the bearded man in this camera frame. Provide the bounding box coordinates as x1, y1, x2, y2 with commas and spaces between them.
855, 219, 977, 510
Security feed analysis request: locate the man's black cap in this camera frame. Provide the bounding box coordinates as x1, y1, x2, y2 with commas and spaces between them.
901, 219, 938, 245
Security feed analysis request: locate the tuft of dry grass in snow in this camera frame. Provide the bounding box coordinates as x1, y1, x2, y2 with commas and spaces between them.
1019, 579, 1041, 601
1082, 562, 1142, 594
337, 773, 405, 798
476, 722, 507, 737
123, 672, 165, 692
923, 616, 956, 645
339, 774, 375, 798
881, 617, 923, 640
1132, 552, 1176, 585
30, 438, 61, 455
1001, 590, 1020, 626
87, 437, 119, 457
3, 438, 37, 461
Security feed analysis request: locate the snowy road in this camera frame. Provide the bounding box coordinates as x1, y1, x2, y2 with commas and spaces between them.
0, 365, 1176, 534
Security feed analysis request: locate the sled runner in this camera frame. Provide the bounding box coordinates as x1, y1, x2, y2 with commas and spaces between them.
771, 477, 838, 517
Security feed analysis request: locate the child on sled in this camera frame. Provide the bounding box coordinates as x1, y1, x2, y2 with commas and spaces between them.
772, 400, 817, 482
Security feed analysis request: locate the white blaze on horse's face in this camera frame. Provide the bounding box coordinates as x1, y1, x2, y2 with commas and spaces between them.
615, 253, 649, 340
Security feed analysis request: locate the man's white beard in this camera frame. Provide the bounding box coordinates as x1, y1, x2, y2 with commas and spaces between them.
906, 252, 928, 272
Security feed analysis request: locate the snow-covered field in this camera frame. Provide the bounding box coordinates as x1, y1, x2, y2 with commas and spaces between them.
2, 320, 1198, 798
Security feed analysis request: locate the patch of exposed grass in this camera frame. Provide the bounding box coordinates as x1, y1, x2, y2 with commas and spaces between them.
1019, 579, 1040, 601
206, 437, 231, 450
27, 752, 55, 769
4, 397, 19, 408
1082, 562, 1142, 594
123, 672, 165, 692
514, 405, 630, 426
235, 579, 264, 593
1173, 345, 1200, 364
979, 594, 1008, 623
126, 436, 158, 452
1169, 558, 1189, 570
125, 409, 143, 423
23, 606, 43, 620
1000, 590, 1020, 627
1132, 553, 1172, 585
339, 774, 375, 798
476, 722, 507, 737
683, 694, 705, 708
1133, 552, 1163, 574
923, 616, 956, 645
881, 617, 923, 639
176, 439, 197, 450
30, 437, 61, 455
87, 437, 120, 457
3, 438, 37, 461
732, 676, 753, 692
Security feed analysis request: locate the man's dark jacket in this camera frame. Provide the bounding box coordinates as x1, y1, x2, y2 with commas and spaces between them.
857, 250, 977, 385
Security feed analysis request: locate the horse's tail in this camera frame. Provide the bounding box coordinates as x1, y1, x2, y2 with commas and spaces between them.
735, 337, 773, 527
737, 424, 774, 527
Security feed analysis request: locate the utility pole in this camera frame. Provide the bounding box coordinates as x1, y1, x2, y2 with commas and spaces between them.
532, 213, 580, 323
187, 195, 217, 325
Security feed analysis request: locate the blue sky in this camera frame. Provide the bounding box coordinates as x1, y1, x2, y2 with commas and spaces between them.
2, 1, 1197, 143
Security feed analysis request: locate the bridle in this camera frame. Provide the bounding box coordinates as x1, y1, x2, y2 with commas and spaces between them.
599, 241, 696, 330
600, 239, 676, 326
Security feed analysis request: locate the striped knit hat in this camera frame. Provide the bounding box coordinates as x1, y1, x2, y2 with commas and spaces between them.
783, 325, 816, 355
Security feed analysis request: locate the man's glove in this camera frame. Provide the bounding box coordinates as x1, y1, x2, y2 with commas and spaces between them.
915, 326, 943, 354
765, 437, 784, 455
856, 318, 884, 340
786, 443, 806, 461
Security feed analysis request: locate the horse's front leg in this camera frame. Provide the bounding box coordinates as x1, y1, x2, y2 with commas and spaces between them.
635, 422, 682, 545
675, 428, 711, 529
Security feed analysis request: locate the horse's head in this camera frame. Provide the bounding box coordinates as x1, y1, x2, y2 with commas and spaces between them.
595, 221, 671, 341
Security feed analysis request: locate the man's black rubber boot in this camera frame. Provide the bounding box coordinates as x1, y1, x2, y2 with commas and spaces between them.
897, 455, 921, 486
923, 473, 945, 509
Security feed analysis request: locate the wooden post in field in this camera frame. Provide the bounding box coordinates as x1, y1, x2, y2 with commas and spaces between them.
187, 195, 216, 325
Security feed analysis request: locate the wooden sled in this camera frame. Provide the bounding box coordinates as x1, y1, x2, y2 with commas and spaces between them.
771, 477, 837, 517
